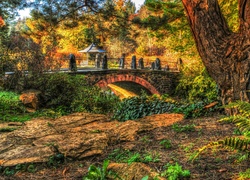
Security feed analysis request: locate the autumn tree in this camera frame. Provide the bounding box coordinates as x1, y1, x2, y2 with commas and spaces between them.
102, 0, 137, 57
181, 0, 250, 105
0, 0, 30, 75
132, 0, 194, 58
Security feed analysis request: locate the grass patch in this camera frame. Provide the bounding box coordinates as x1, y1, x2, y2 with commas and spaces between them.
108, 148, 160, 164
0, 91, 32, 123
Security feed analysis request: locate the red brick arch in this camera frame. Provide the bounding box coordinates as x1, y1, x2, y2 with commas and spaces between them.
96, 74, 160, 95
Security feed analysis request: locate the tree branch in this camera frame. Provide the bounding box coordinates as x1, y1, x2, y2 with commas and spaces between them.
239, 0, 250, 31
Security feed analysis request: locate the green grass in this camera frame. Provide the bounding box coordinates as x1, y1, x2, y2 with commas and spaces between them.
0, 91, 24, 112
159, 139, 172, 149
108, 149, 160, 164
0, 91, 32, 122
172, 123, 196, 133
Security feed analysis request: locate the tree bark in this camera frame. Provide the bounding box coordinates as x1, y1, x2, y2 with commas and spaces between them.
181, 0, 250, 105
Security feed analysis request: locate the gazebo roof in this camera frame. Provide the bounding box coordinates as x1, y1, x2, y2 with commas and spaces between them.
78, 43, 106, 53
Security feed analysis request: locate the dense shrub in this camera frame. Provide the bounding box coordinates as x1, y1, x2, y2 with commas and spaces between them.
113, 93, 220, 121
172, 101, 220, 119
0, 91, 30, 122
70, 86, 119, 114
176, 61, 218, 103
0, 91, 26, 115
112, 94, 176, 121
25, 73, 120, 114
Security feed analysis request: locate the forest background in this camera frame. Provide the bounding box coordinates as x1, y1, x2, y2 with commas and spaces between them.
0, 0, 240, 103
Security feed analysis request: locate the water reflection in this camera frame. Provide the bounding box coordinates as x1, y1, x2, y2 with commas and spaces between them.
107, 84, 137, 99
107, 82, 152, 99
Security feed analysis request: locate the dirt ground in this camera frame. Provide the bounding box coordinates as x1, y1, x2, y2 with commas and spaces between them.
0, 112, 249, 180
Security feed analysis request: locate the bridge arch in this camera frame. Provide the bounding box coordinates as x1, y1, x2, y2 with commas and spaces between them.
96, 74, 160, 95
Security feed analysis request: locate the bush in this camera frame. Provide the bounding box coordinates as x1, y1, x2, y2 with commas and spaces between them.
0, 91, 26, 115
113, 93, 220, 121
173, 101, 205, 118
112, 94, 176, 121
161, 163, 190, 180
70, 86, 119, 114
25, 73, 119, 114
176, 61, 218, 103
26, 73, 84, 108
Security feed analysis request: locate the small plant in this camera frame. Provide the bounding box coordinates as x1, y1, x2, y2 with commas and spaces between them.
161, 162, 190, 180
108, 149, 159, 164
83, 159, 110, 180
26, 164, 36, 173
108, 149, 141, 164
0, 163, 37, 176
2, 167, 15, 176
140, 135, 151, 143
172, 123, 196, 133
238, 168, 250, 180
181, 143, 194, 153
47, 153, 64, 167
127, 153, 141, 165
233, 128, 243, 135
108, 148, 131, 163
159, 139, 172, 149
143, 152, 160, 163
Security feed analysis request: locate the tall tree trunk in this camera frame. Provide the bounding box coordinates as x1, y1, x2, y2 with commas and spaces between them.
181, 0, 250, 105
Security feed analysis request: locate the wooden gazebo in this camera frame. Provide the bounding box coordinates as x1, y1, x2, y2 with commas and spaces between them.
78, 43, 106, 66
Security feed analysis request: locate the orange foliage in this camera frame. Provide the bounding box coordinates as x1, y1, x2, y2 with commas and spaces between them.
0, 16, 5, 27
128, 13, 138, 21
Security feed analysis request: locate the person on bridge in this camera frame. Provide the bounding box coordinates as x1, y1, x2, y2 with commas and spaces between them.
69, 53, 77, 72
131, 55, 136, 69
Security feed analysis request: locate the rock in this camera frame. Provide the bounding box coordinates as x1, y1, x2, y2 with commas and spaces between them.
109, 114, 183, 142
0, 145, 55, 166
19, 90, 42, 111
108, 162, 166, 180
0, 113, 184, 167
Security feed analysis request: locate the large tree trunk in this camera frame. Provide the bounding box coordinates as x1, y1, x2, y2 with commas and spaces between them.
181, 0, 250, 105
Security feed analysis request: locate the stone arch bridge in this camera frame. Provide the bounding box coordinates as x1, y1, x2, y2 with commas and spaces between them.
73, 69, 179, 95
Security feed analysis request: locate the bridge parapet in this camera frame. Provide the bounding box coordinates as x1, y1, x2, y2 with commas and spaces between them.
75, 69, 179, 95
